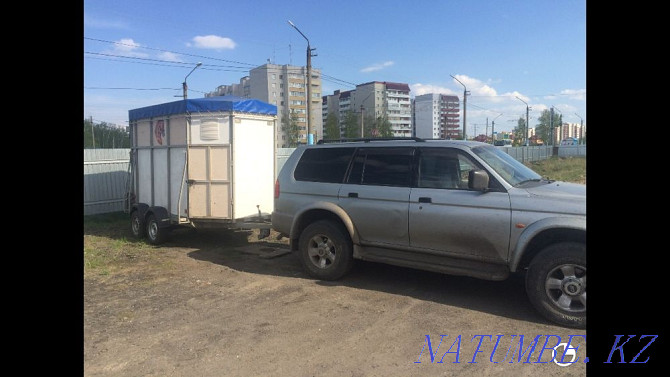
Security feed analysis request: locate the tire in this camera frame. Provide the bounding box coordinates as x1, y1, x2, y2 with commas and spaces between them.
130, 211, 145, 239
526, 242, 586, 328
298, 220, 354, 280
145, 214, 167, 245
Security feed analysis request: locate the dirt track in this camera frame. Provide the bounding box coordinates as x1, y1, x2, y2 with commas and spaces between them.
84, 225, 586, 376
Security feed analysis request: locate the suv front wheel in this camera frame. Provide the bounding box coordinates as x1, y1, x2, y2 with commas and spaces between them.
526, 242, 586, 328
298, 220, 354, 280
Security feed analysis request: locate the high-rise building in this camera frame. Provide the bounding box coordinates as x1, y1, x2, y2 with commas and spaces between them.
322, 81, 412, 138
551, 122, 582, 144
205, 63, 322, 148
413, 93, 460, 139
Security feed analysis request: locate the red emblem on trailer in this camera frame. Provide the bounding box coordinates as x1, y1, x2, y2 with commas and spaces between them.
155, 120, 165, 145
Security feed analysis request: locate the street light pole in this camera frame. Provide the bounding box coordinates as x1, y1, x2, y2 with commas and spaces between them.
182, 62, 202, 99
288, 20, 316, 144
491, 113, 502, 144
450, 75, 469, 140
575, 113, 584, 144
515, 96, 530, 145
553, 106, 562, 144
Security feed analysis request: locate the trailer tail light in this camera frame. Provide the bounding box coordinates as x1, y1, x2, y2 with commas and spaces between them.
274, 179, 280, 199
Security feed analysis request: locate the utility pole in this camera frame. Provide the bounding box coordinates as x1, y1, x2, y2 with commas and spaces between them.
516, 97, 530, 145
485, 117, 489, 142
90, 116, 95, 149
182, 62, 202, 100
553, 106, 562, 144
574, 113, 584, 144
288, 20, 316, 144
491, 113, 502, 144
550, 107, 554, 146
451, 75, 469, 140
360, 105, 365, 138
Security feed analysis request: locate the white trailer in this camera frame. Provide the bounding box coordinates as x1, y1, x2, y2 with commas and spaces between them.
126, 96, 277, 244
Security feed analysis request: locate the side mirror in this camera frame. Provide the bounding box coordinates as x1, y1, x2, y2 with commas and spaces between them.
468, 169, 489, 191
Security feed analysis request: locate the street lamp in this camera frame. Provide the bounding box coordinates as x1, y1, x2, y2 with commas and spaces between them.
182, 62, 202, 99
515, 96, 530, 146
553, 106, 562, 145
491, 113, 502, 144
288, 20, 316, 144
450, 75, 469, 140
574, 112, 584, 144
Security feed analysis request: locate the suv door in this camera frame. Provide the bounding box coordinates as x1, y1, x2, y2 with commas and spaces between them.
338, 147, 414, 247
409, 147, 511, 263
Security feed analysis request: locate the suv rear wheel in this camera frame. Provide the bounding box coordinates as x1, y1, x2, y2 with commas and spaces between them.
298, 220, 354, 280
526, 242, 586, 328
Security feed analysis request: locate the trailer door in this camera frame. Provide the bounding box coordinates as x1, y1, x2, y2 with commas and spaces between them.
187, 118, 232, 219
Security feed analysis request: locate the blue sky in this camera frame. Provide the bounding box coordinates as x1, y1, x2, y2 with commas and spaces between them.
84, 0, 586, 135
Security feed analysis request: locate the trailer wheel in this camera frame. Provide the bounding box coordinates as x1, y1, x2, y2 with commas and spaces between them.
130, 211, 145, 239
145, 214, 167, 245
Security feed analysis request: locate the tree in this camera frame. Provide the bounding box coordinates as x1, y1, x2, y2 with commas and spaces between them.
84, 118, 130, 148
512, 117, 526, 146
535, 109, 562, 145
361, 115, 393, 138
324, 112, 340, 140
342, 110, 359, 139
281, 109, 300, 147
374, 115, 393, 138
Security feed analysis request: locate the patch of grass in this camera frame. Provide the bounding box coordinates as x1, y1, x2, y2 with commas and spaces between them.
84, 212, 156, 276
524, 156, 586, 184
84, 212, 128, 234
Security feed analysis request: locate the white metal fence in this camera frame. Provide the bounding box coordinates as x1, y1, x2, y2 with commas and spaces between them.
499, 146, 554, 162
84, 149, 130, 215
558, 145, 587, 157
85, 145, 585, 215
275, 145, 586, 167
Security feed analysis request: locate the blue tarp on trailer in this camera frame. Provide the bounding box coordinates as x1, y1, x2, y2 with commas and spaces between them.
129, 96, 277, 121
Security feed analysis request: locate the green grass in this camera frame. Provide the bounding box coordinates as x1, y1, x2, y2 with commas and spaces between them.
524, 156, 586, 184
84, 212, 155, 275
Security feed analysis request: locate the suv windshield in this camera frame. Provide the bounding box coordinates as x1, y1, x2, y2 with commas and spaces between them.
471, 145, 542, 186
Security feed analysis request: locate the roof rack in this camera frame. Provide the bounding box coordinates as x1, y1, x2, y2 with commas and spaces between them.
316, 137, 425, 144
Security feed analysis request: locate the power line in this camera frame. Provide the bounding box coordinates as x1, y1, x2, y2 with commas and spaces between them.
84, 37, 257, 67
84, 37, 358, 91
85, 86, 180, 91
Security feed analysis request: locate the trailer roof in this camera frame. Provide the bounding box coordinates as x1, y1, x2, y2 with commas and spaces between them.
128, 96, 277, 121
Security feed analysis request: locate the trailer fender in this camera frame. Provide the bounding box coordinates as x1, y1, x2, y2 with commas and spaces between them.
131, 203, 150, 219
146, 206, 172, 228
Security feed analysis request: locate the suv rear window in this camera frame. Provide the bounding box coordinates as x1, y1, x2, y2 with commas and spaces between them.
294, 148, 354, 183
347, 147, 414, 187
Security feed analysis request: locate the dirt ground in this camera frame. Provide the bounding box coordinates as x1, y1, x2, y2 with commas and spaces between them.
84, 217, 586, 376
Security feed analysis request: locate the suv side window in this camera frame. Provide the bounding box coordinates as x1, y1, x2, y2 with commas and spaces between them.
417, 148, 500, 190
294, 148, 355, 183
347, 147, 414, 187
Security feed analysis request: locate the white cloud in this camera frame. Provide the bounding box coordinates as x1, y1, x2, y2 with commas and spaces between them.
189, 35, 236, 50
410, 83, 458, 96
158, 51, 181, 62
560, 88, 586, 100
360, 61, 394, 73
84, 13, 129, 30
111, 38, 149, 58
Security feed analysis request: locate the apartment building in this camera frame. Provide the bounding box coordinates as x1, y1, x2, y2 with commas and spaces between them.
205, 63, 322, 148
321, 81, 412, 138
550, 122, 583, 144
413, 93, 460, 139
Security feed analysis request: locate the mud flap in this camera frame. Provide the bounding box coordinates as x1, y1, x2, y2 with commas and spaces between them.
258, 228, 270, 240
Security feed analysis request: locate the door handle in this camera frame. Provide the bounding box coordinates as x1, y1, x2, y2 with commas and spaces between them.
418, 197, 432, 203
348, 192, 358, 198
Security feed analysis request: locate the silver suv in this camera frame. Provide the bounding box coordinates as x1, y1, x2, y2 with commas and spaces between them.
272, 139, 586, 328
